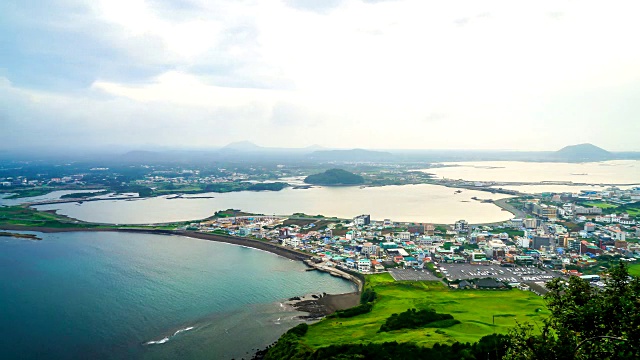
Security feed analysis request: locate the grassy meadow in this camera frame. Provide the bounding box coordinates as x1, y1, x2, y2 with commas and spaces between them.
583, 201, 618, 209
628, 263, 640, 277
0, 206, 99, 228
302, 273, 548, 349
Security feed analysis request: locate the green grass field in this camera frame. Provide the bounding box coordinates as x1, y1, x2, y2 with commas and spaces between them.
0, 206, 100, 228
583, 201, 618, 209
302, 273, 548, 349
628, 263, 640, 277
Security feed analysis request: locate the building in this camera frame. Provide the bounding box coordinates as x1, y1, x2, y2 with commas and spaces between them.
516, 237, 530, 248
524, 218, 538, 229
353, 214, 371, 226
407, 224, 424, 235
581, 241, 603, 255
611, 228, 626, 241
361, 242, 378, 256
507, 218, 524, 228
584, 222, 596, 232
532, 235, 553, 250
454, 220, 469, 233
425, 224, 435, 236
357, 259, 371, 272
532, 203, 558, 219
568, 238, 581, 252
575, 206, 603, 215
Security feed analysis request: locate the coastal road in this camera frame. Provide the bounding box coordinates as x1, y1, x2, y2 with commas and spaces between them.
493, 198, 526, 219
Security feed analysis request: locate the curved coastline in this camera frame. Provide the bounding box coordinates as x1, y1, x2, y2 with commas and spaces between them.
0, 225, 362, 314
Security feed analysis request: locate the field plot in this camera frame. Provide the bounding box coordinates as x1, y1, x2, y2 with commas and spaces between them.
302, 273, 548, 349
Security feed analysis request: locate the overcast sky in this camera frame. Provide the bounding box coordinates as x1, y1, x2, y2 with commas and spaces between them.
1, 0, 639, 151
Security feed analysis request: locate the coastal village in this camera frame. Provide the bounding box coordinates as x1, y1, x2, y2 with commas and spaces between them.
188, 186, 640, 294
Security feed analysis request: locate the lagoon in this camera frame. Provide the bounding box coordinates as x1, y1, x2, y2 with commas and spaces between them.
424, 160, 640, 184
34, 184, 513, 225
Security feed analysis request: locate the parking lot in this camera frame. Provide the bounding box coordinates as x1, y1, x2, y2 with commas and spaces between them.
436, 263, 562, 283
389, 268, 440, 281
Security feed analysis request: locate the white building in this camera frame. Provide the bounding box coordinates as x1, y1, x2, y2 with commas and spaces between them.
361, 242, 377, 256
357, 258, 371, 273
516, 237, 530, 248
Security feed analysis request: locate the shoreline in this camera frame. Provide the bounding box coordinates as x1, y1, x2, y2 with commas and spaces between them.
285, 292, 361, 319
0, 225, 362, 314
0, 225, 314, 261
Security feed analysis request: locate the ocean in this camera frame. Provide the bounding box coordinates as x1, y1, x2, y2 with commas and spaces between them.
0, 231, 356, 359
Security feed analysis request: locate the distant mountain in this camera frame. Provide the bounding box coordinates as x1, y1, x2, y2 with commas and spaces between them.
309, 149, 393, 162
550, 143, 612, 162
304, 169, 365, 185
303, 144, 326, 151
221, 141, 264, 151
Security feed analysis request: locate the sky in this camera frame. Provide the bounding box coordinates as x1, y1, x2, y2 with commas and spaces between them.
1, 0, 640, 152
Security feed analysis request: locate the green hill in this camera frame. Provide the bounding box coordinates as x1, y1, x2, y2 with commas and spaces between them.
304, 169, 365, 185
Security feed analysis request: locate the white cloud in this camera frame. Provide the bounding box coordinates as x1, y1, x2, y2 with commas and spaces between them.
3, 0, 640, 150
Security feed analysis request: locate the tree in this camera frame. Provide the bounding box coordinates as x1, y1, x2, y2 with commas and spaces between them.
505, 263, 640, 360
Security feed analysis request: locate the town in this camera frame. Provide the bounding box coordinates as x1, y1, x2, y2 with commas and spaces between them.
187, 186, 640, 294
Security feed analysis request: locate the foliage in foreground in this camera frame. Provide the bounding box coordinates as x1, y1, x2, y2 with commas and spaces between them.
505, 263, 640, 360
266, 333, 508, 360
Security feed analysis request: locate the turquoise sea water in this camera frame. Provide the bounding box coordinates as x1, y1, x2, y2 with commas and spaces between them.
0, 231, 356, 359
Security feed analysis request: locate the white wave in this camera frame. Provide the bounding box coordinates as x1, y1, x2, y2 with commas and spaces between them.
145, 337, 169, 345
173, 326, 195, 336
145, 326, 195, 346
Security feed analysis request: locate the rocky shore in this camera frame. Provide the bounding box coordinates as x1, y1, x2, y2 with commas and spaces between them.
0, 231, 42, 240
286, 292, 360, 319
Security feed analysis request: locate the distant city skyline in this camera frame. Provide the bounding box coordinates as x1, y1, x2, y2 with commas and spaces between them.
2, 0, 640, 151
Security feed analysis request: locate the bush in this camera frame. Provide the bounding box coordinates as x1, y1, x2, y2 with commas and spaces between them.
335, 303, 373, 318
360, 288, 377, 304
379, 308, 455, 332
286, 323, 309, 337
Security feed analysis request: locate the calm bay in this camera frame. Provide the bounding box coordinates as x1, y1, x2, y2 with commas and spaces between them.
0, 231, 356, 359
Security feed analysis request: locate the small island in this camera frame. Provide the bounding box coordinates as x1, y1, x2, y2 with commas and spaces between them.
304, 169, 365, 186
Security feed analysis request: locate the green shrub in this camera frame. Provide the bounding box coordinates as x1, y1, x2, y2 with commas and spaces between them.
335, 303, 373, 318
379, 308, 455, 332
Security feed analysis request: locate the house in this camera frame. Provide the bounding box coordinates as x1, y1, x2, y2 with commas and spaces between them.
345, 258, 356, 269
458, 280, 473, 289
357, 258, 371, 273
476, 278, 506, 289
371, 260, 384, 272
